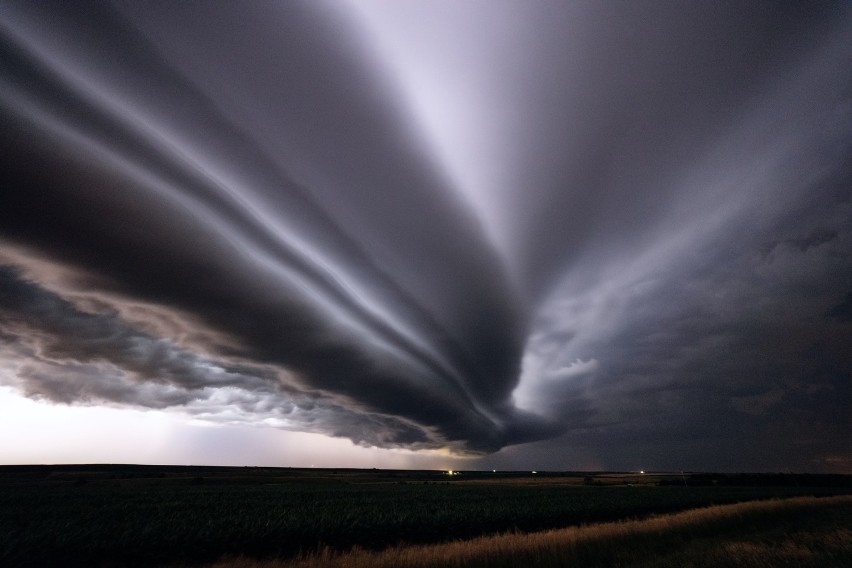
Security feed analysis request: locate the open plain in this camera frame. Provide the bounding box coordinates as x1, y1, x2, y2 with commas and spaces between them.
2, 465, 850, 567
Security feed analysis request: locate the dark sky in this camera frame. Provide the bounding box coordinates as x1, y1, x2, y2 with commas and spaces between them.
1, 1, 850, 472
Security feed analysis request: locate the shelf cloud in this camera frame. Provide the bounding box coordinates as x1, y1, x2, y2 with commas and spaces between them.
1, 1, 850, 468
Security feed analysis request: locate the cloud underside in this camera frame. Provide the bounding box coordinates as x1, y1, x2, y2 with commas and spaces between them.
0, 1, 850, 464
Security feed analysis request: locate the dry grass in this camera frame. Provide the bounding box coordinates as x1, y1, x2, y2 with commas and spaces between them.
203, 495, 852, 568
637, 510, 852, 568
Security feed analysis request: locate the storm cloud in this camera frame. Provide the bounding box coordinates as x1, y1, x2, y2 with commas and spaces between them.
1, 1, 850, 468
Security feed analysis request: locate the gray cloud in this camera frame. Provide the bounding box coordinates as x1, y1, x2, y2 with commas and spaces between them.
511, 182, 852, 471
1, 1, 850, 468
0, 265, 456, 449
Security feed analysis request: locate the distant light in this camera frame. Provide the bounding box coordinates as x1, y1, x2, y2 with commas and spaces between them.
531, 470, 537, 474
640, 470, 645, 474
492, 469, 496, 473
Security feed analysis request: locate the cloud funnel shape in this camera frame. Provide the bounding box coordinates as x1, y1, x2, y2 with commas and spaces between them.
1, 1, 850, 462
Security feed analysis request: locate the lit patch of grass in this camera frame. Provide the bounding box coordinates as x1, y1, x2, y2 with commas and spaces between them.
205, 495, 852, 568
633, 501, 852, 568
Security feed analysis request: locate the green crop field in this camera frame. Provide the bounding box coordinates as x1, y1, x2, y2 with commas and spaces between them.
1, 466, 849, 567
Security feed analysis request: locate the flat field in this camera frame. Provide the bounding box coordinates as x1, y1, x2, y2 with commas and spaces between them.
240, 495, 852, 568
1, 465, 849, 567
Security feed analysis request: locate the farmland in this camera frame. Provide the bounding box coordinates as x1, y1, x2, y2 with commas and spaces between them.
1, 465, 850, 567
238, 495, 852, 568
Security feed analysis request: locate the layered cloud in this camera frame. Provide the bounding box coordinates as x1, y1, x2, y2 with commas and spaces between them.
1, 1, 850, 467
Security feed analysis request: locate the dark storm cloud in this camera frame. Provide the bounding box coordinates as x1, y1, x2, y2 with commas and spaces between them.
513, 160, 852, 471
501, 1, 848, 296
0, 265, 453, 449
0, 0, 536, 453
1, 0, 850, 467
0, 263, 281, 406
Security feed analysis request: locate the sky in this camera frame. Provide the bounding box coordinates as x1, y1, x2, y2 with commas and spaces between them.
0, 1, 850, 473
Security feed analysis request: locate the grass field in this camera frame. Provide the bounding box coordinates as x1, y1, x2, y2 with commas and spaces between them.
1, 465, 849, 567
225, 495, 851, 568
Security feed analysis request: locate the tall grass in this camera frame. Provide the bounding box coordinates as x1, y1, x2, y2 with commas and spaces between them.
206, 495, 852, 568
